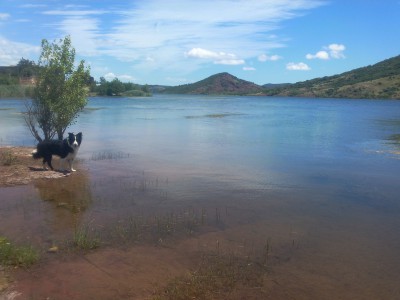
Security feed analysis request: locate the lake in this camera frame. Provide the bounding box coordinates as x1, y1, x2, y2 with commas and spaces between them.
1, 95, 400, 299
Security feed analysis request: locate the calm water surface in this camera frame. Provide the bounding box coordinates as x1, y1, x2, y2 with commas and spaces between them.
1, 95, 400, 299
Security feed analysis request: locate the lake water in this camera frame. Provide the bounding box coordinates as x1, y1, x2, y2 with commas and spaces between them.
1, 95, 400, 299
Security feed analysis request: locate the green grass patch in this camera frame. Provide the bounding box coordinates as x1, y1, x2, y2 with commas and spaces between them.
0, 236, 39, 268
0, 84, 34, 98
72, 222, 100, 250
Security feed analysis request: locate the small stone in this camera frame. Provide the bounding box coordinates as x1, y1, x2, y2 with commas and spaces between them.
48, 246, 59, 253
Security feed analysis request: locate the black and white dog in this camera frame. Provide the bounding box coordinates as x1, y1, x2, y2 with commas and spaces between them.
32, 132, 82, 172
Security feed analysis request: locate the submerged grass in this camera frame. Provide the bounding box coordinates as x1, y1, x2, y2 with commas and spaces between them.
72, 221, 100, 250
0, 236, 39, 268
153, 250, 267, 300
91, 150, 130, 161
106, 208, 221, 245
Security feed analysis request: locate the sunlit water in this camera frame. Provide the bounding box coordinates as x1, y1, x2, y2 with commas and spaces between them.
1, 95, 400, 299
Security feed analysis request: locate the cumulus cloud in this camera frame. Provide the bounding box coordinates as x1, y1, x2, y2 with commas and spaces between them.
286, 62, 311, 71
306, 50, 329, 60
103, 72, 135, 82
243, 66, 256, 71
328, 43, 346, 59
185, 48, 244, 65
306, 43, 346, 60
258, 54, 282, 62
104, 72, 116, 81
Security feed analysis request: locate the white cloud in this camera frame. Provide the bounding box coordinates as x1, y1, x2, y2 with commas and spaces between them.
46, 0, 325, 73
103, 72, 135, 82
258, 54, 282, 62
286, 62, 311, 71
185, 47, 244, 65
0, 36, 40, 65
306, 50, 329, 60
243, 67, 256, 71
306, 43, 346, 60
59, 17, 102, 57
104, 72, 116, 81
0, 13, 10, 21
328, 43, 346, 59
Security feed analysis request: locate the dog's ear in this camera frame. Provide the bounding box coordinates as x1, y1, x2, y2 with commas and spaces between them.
76, 132, 82, 144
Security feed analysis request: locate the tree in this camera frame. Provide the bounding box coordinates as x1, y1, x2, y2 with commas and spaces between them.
17, 58, 38, 78
25, 36, 90, 142
109, 78, 124, 96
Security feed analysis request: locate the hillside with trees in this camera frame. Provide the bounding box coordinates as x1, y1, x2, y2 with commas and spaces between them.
162, 72, 263, 95
264, 55, 400, 99
0, 58, 39, 98
160, 55, 400, 99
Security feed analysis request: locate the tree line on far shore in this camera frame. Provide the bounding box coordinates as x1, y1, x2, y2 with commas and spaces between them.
0, 59, 151, 98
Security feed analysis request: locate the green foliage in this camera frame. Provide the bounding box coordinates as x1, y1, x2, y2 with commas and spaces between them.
0, 75, 18, 85
17, 58, 39, 78
0, 84, 34, 98
24, 36, 91, 141
0, 236, 39, 268
73, 222, 100, 250
92, 77, 151, 97
0, 58, 38, 86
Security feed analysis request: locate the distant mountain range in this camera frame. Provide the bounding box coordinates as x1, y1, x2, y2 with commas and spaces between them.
159, 55, 400, 99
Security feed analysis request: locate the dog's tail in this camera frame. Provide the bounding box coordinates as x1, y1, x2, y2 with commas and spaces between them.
32, 149, 41, 159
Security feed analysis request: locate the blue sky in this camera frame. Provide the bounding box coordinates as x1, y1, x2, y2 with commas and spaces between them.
1, 0, 399, 85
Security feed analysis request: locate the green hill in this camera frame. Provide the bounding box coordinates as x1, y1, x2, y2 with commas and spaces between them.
162, 72, 264, 95
161, 55, 400, 99
265, 55, 400, 99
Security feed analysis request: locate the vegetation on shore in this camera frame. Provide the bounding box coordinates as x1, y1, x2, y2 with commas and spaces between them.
0, 58, 151, 99
91, 77, 151, 97
1, 54, 399, 99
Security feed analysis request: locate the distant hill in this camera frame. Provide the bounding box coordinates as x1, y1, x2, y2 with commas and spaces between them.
265, 55, 400, 99
162, 72, 264, 95
160, 55, 400, 99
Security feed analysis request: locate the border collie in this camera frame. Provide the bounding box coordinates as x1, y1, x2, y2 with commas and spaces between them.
32, 132, 82, 172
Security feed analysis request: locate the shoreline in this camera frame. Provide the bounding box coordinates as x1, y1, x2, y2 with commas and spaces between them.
0, 146, 69, 187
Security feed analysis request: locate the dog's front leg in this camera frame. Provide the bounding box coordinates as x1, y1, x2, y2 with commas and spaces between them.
69, 159, 76, 172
